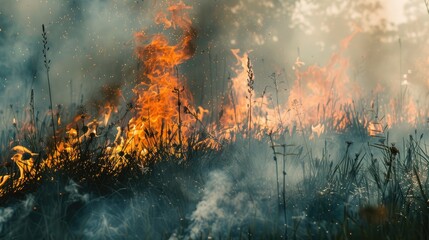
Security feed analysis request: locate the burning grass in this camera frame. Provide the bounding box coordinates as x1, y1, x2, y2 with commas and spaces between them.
1, 1, 429, 239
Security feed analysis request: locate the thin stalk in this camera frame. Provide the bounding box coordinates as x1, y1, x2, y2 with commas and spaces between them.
282, 144, 288, 240
399, 38, 403, 119
173, 86, 184, 158
247, 57, 254, 139
29, 89, 38, 145
229, 76, 239, 133
268, 132, 281, 225
208, 48, 214, 123
271, 73, 284, 127
42, 24, 57, 149
218, 58, 227, 126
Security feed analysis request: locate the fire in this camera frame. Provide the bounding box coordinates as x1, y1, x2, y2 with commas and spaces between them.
368, 121, 383, 137
219, 30, 362, 138
127, 1, 200, 155
219, 49, 282, 139
311, 123, 325, 139
219, 28, 426, 138
103, 104, 114, 126
10, 146, 37, 181
0, 3, 202, 190
2, 3, 429, 196
286, 29, 360, 132
219, 50, 252, 136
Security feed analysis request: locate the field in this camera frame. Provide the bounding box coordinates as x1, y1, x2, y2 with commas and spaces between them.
1, 1, 429, 239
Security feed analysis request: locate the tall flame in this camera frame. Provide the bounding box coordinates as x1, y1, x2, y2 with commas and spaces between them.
219, 50, 251, 136
219, 30, 362, 139
220, 28, 428, 139
218, 49, 280, 139
4, 4, 429, 196
128, 1, 198, 154
287, 30, 360, 132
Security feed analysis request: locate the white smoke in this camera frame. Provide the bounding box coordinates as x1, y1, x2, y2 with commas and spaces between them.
0, 207, 14, 232
65, 179, 90, 203
20, 194, 35, 213
185, 171, 255, 238
0, 0, 153, 112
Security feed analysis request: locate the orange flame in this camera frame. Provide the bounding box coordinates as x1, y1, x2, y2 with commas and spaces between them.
219, 28, 427, 139
287, 29, 360, 132
128, 1, 199, 154
219, 50, 251, 135
219, 30, 362, 138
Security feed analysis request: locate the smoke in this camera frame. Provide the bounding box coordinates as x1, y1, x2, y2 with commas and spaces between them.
81, 199, 133, 239
0, 0, 154, 114
183, 170, 261, 239
0, 194, 35, 236
65, 179, 90, 203
184, 0, 429, 111
0, 131, 423, 238
1, 0, 428, 117
0, 207, 14, 232
0, 0, 428, 238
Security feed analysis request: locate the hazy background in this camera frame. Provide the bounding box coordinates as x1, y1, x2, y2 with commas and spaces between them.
1, 1, 429, 238
0, 0, 428, 119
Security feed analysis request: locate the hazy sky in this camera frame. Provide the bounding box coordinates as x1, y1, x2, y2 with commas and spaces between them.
383, 0, 407, 24
0, 0, 427, 118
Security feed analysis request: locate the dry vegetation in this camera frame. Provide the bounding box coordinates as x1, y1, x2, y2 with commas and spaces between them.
0, 2, 429, 240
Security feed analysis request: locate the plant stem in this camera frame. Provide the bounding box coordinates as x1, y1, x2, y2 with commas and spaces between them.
173, 85, 184, 158
247, 57, 254, 143
42, 24, 57, 149
268, 132, 281, 226
271, 73, 284, 127
282, 144, 288, 240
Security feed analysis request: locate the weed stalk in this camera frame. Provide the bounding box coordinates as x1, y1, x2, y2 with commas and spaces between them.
42, 24, 57, 149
